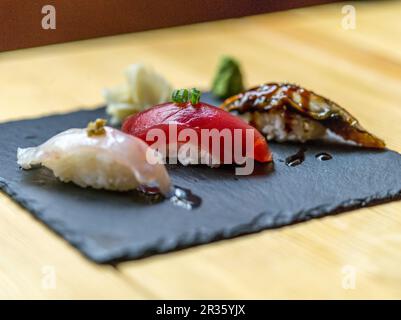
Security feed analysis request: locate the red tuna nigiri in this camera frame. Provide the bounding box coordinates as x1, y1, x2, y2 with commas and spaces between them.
122, 101, 272, 166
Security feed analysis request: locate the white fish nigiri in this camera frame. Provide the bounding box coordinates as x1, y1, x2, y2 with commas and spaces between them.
17, 119, 171, 195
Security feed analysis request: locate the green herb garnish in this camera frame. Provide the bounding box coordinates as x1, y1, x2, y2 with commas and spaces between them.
172, 88, 202, 105
211, 56, 244, 99
172, 89, 189, 103
189, 88, 201, 104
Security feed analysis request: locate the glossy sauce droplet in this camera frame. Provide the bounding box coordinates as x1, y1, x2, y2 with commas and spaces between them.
285, 147, 307, 167
139, 185, 201, 209
315, 152, 332, 161
138, 186, 160, 194
168, 186, 202, 210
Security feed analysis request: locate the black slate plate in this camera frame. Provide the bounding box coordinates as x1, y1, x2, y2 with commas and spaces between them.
1, 93, 401, 264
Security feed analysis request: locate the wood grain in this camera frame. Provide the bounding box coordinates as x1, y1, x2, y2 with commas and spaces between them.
0, 0, 400, 298
0, 195, 147, 299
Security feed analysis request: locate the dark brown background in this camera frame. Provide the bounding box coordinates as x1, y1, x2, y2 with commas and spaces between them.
0, 0, 339, 52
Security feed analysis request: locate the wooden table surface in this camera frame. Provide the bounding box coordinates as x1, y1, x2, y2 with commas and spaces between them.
1, 1, 400, 299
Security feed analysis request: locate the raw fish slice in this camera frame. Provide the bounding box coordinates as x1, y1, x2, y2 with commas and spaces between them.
17, 125, 171, 195
221, 83, 385, 148
122, 101, 272, 165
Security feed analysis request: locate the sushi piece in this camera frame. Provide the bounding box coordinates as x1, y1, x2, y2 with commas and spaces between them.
221, 83, 385, 148
17, 119, 171, 195
122, 89, 272, 166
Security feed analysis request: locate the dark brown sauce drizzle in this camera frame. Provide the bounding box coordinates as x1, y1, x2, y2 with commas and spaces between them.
283, 108, 293, 133
229, 83, 312, 115
298, 87, 311, 111
249, 112, 258, 128
223, 83, 386, 149
315, 152, 332, 161
136, 186, 164, 204
138, 186, 160, 194
285, 147, 307, 167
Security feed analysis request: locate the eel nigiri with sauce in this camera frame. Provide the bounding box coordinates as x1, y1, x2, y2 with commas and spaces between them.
122, 88, 272, 168
221, 83, 385, 148
17, 119, 171, 195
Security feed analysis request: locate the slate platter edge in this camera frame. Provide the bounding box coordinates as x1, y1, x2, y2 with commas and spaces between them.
1, 157, 401, 264
1, 104, 401, 264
